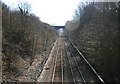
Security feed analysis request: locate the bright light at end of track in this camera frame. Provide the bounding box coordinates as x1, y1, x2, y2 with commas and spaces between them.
59, 28, 63, 32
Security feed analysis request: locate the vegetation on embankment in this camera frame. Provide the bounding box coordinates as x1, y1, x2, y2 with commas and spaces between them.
65, 2, 119, 83
2, 2, 57, 82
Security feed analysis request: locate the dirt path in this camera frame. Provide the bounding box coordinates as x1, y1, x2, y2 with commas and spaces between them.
15, 39, 58, 82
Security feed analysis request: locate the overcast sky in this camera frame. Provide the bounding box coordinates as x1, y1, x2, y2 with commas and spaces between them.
2, 0, 83, 25
3, 0, 118, 25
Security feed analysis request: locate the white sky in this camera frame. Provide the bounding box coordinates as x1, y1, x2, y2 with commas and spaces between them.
2, 0, 119, 25
2, 0, 82, 25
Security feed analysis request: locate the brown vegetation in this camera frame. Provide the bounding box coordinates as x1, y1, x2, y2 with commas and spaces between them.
2, 2, 57, 82
65, 2, 119, 83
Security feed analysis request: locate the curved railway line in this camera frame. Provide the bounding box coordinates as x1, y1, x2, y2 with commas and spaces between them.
37, 37, 105, 84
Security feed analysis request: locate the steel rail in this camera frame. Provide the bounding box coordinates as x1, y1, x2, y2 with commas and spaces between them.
61, 41, 64, 84
64, 40, 77, 84
67, 37, 105, 84
51, 39, 60, 83
68, 46, 86, 84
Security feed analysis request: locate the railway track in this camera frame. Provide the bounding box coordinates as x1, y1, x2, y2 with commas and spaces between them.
66, 37, 105, 84
37, 37, 105, 84
51, 41, 62, 83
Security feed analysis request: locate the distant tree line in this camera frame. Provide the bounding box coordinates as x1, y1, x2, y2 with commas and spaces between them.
66, 2, 119, 83
2, 2, 57, 81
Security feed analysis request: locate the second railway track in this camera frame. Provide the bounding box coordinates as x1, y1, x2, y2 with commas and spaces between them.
66, 37, 105, 84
